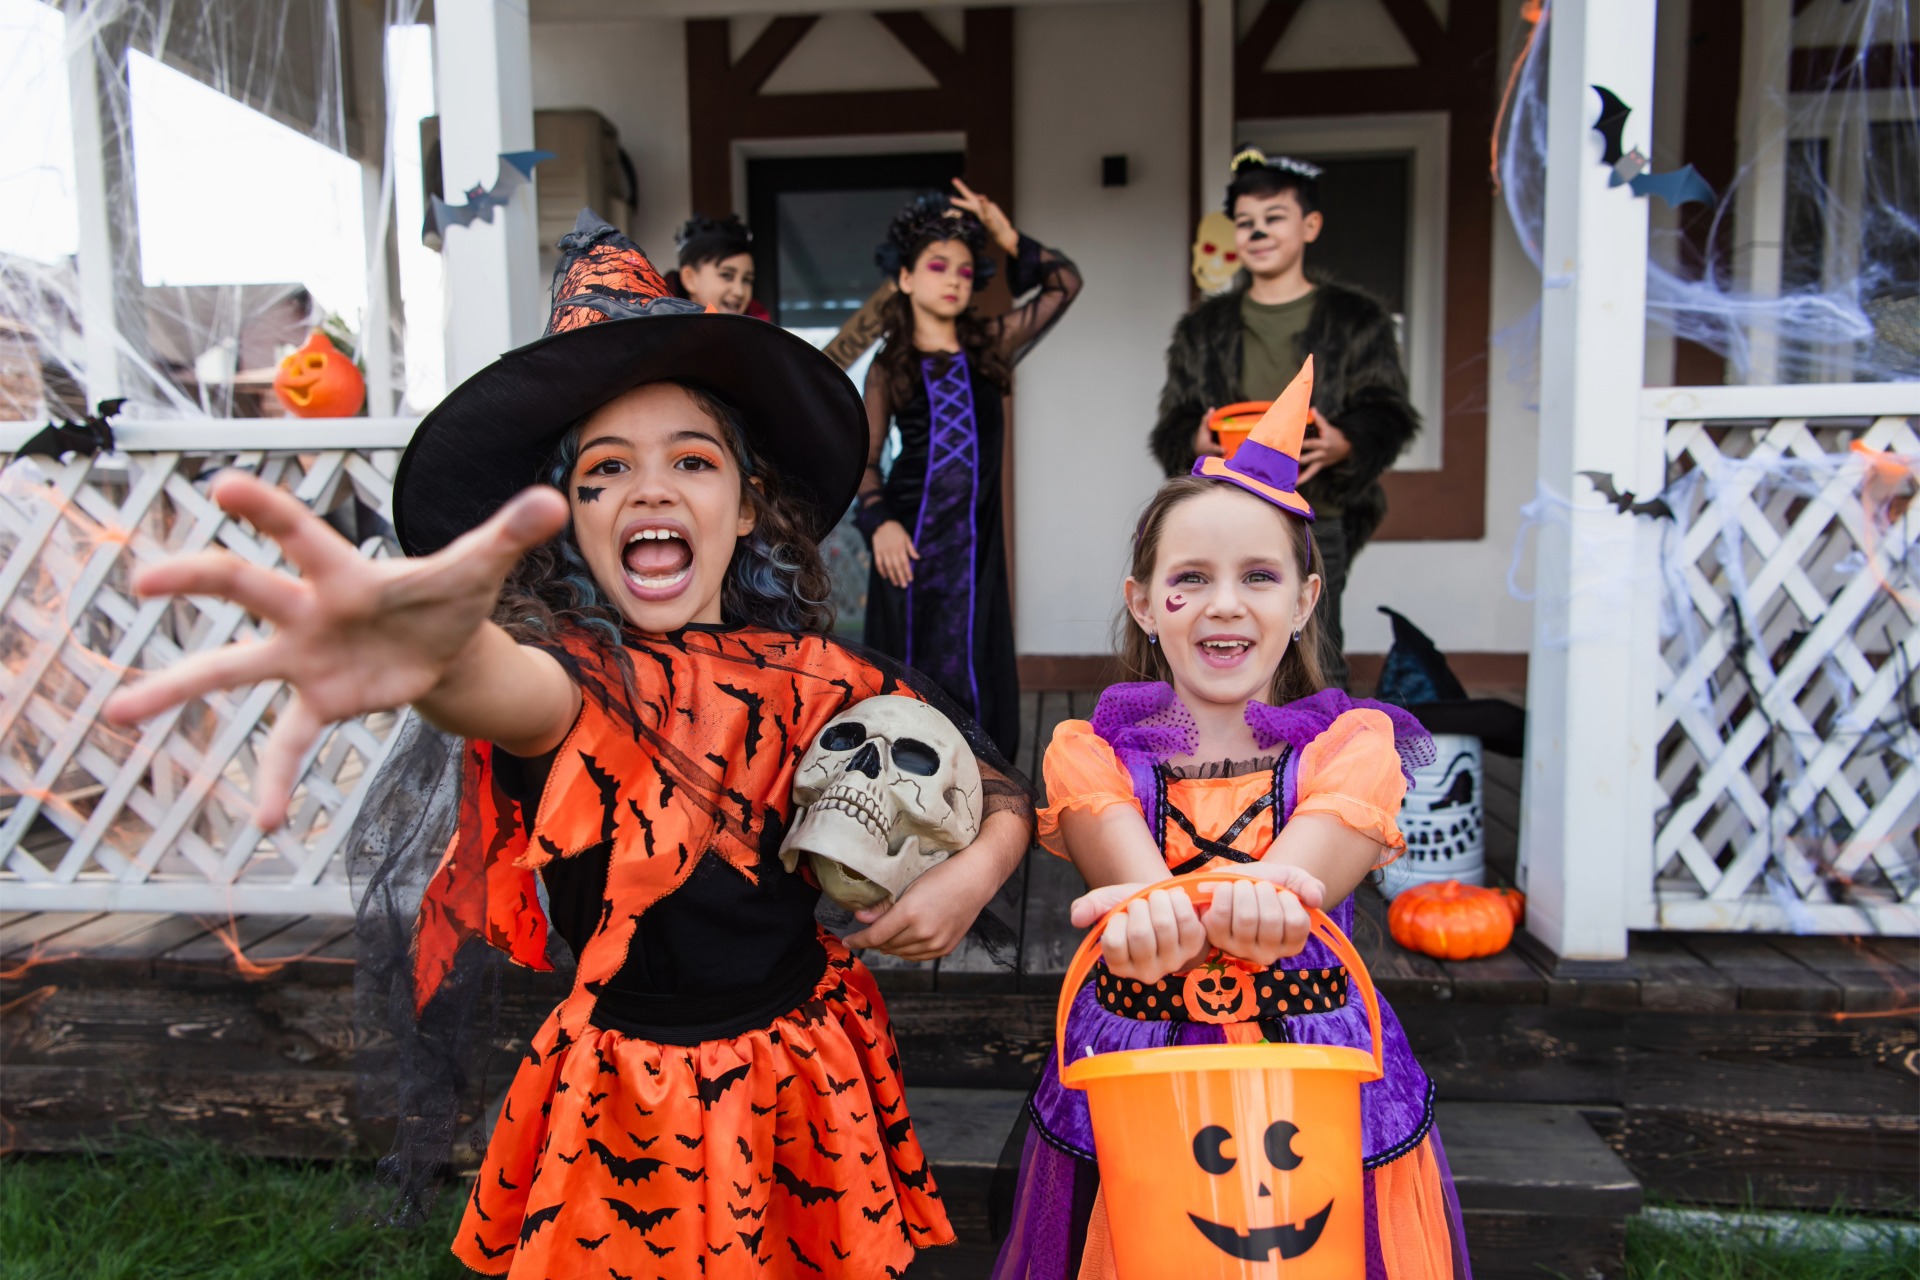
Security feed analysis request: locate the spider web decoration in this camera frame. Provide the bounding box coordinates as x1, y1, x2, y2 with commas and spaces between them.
0, 440, 408, 914
1651, 413, 1919, 933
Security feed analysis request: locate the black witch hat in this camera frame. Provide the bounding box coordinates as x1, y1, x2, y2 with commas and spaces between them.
394, 210, 865, 555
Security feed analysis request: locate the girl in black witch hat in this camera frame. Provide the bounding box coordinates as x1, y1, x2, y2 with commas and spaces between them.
858, 180, 1082, 757
104, 211, 1033, 1279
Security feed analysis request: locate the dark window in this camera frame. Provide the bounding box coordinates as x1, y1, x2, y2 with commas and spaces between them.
1296, 152, 1411, 313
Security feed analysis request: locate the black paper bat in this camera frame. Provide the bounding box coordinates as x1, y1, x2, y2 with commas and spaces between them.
18, 398, 124, 461
1591, 86, 1632, 166
587, 1138, 664, 1185
1629, 164, 1718, 208
1591, 86, 1718, 210
603, 1196, 678, 1234
694, 1061, 752, 1107
429, 150, 555, 236
517, 1202, 563, 1243
1580, 471, 1673, 519
773, 1162, 846, 1206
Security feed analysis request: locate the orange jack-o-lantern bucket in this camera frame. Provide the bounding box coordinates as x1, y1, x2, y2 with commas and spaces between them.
1057, 873, 1382, 1279
1206, 402, 1272, 460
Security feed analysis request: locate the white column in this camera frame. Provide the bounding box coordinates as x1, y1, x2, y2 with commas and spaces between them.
432, 0, 543, 387
1732, 0, 1790, 384
360, 161, 398, 417
1516, 0, 1660, 960
66, 1, 124, 403
1196, 0, 1236, 218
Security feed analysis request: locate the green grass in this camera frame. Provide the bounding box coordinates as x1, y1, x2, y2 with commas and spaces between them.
1626, 1205, 1920, 1280
0, 1140, 468, 1280
5, 1141, 1917, 1279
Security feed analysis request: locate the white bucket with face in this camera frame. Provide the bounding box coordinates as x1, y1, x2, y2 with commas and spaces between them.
1378, 734, 1484, 899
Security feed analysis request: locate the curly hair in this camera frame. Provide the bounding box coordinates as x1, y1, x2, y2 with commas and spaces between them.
871, 191, 1011, 404
493, 383, 834, 655
1115, 476, 1328, 706
673, 213, 752, 270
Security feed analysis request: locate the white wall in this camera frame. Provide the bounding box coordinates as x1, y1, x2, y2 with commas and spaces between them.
1011, 0, 1190, 654
528, 17, 690, 267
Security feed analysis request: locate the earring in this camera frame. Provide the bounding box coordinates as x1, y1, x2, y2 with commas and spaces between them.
1148, 630, 1159, 645
1291, 629, 1302, 644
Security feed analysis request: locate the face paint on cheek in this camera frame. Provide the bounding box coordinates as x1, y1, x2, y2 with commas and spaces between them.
575, 485, 604, 503
1165, 594, 1187, 613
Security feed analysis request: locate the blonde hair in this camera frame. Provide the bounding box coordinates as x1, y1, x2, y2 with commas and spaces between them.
1114, 476, 1328, 705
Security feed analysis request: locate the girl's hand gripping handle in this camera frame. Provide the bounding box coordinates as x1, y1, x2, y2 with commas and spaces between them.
1055, 872, 1384, 1084
104, 473, 569, 828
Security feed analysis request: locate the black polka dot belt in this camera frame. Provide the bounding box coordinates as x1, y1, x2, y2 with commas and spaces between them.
1093, 953, 1350, 1024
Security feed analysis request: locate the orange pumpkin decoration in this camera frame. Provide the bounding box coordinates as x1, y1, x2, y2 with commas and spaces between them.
1387, 879, 1515, 961
1182, 959, 1258, 1024
273, 331, 365, 418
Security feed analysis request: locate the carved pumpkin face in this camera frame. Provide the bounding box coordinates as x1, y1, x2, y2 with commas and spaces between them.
1181, 960, 1256, 1024
273, 331, 365, 418
1187, 1119, 1333, 1261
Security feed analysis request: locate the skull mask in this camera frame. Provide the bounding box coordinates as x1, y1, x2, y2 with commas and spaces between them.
780, 695, 983, 910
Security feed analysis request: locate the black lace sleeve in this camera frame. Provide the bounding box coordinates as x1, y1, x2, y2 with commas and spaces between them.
993, 235, 1083, 366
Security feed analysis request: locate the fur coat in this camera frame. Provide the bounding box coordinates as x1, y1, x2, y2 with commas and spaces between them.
1149, 279, 1420, 552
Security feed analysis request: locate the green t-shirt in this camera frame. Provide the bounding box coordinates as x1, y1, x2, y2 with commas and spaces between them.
1239, 289, 1316, 401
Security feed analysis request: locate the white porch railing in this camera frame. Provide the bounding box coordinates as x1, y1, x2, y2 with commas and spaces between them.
0, 419, 416, 915
1639, 385, 1920, 935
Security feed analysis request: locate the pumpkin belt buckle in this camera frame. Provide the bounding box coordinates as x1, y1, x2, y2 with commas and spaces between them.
1180, 951, 1261, 1024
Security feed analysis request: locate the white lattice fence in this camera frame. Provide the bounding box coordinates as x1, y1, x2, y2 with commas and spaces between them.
0, 420, 417, 914
1646, 387, 1920, 934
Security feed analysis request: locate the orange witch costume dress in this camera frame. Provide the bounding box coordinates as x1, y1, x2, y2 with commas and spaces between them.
350, 210, 1033, 1280
990, 362, 1469, 1280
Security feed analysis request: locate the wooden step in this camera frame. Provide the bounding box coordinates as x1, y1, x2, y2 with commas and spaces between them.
897, 1089, 1642, 1280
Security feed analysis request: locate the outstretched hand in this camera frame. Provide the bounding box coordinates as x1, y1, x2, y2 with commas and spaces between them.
1068, 864, 1327, 980
103, 472, 569, 828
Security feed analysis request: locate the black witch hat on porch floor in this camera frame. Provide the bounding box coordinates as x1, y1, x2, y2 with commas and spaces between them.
394, 210, 866, 556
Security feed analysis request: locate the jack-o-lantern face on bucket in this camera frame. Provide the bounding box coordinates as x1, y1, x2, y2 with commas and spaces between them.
273, 331, 366, 418
1187, 1121, 1333, 1261
1182, 961, 1256, 1023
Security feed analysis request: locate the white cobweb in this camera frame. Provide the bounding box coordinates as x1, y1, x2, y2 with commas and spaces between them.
0, 0, 440, 422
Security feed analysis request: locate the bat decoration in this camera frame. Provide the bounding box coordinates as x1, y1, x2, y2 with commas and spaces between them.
517, 1202, 563, 1243
472, 1234, 512, 1260
1591, 86, 1632, 166
694, 1061, 752, 1108
429, 150, 556, 237
773, 1162, 847, 1206
1629, 166, 1718, 209
17, 398, 125, 462
1590, 86, 1718, 209
587, 1138, 664, 1185
603, 1196, 679, 1235
788, 1236, 826, 1272
1580, 471, 1674, 520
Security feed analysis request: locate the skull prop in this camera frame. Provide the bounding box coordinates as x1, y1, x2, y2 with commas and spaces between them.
781, 695, 983, 910
1191, 211, 1241, 294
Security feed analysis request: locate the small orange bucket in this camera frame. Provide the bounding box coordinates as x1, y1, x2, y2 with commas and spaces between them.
1057, 873, 1383, 1278
1207, 402, 1272, 459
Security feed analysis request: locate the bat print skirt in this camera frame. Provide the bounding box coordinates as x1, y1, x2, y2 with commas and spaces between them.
454, 934, 953, 1279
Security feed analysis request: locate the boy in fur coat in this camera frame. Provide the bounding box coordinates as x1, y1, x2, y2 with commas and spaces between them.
1149, 150, 1420, 688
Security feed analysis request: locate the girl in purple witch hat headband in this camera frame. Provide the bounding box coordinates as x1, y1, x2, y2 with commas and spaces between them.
991, 360, 1471, 1280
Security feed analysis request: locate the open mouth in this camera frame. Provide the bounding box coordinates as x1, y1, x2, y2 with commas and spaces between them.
1188, 1201, 1332, 1261
622, 525, 694, 599
1197, 636, 1254, 667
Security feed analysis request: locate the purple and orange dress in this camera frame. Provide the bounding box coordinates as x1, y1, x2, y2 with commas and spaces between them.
993, 681, 1471, 1280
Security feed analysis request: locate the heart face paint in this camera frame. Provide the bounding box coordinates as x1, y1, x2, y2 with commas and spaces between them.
1165, 593, 1187, 613
575, 485, 604, 503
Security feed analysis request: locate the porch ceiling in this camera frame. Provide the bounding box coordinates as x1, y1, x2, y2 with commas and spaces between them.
530, 0, 1155, 21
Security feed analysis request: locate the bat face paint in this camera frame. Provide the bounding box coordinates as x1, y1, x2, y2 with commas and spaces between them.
1164, 594, 1188, 613
576, 485, 605, 503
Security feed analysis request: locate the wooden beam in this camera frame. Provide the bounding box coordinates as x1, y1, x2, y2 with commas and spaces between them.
730, 14, 818, 95
1379, 0, 1448, 66
1236, 67, 1450, 117
876, 10, 964, 86
1235, 0, 1306, 85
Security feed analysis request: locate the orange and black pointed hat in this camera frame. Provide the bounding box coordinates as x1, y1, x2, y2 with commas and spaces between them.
1193, 355, 1317, 520
395, 210, 865, 556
